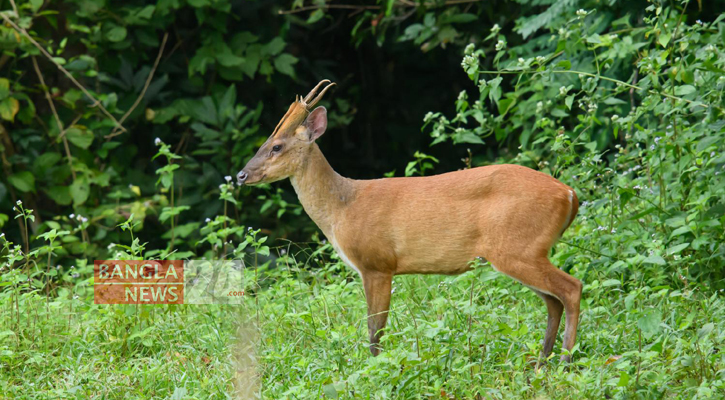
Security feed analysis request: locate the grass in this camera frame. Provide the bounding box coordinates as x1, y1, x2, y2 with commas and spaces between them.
1, 247, 724, 399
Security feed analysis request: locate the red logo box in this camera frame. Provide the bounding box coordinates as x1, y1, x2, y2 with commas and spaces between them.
94, 260, 184, 304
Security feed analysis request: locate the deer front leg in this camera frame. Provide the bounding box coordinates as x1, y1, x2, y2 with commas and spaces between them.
362, 272, 393, 356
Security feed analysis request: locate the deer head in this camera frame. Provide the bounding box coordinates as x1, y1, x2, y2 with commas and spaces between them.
237, 80, 336, 186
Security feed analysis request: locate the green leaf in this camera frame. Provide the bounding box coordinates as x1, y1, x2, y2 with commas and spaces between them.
307, 9, 325, 24
658, 31, 671, 48
617, 371, 630, 387
497, 98, 516, 116
674, 85, 696, 96
106, 25, 128, 42
638, 310, 662, 339
602, 279, 621, 287
565, 95, 574, 110
666, 243, 689, 255
46, 186, 72, 206
644, 254, 666, 265
65, 127, 94, 149
273, 54, 298, 77
454, 131, 484, 145
8, 171, 35, 193
0, 97, 20, 122
29, 0, 43, 12
263, 37, 286, 56
441, 13, 478, 24
70, 178, 90, 206
697, 323, 714, 340
556, 60, 571, 70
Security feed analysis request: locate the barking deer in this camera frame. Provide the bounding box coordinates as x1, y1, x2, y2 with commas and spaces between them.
237, 80, 582, 362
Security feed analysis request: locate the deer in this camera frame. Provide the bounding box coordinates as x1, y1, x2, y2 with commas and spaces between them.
237, 80, 582, 363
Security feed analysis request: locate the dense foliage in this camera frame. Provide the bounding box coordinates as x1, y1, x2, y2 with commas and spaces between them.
1, 0, 724, 398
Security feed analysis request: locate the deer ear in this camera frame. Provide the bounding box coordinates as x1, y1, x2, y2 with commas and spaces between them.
302, 106, 327, 142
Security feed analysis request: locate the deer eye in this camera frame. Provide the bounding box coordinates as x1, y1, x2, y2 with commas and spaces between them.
271, 144, 282, 153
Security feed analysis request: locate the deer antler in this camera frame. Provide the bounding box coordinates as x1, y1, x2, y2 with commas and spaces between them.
302, 79, 336, 110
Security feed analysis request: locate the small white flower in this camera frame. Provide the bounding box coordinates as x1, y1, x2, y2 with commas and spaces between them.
464, 43, 475, 55
536, 56, 546, 64
495, 40, 506, 51
518, 57, 525, 64
0, 233, 4, 238
16, 200, 22, 205
70, 214, 75, 219
225, 175, 232, 183
576, 9, 587, 17
696, 20, 703, 25
280, 249, 287, 255
154, 137, 162, 146
205, 218, 211, 223
107, 243, 115, 250
611, 114, 619, 122
490, 24, 500, 34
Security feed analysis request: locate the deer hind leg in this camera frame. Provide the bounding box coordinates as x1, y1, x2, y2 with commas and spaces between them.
362, 271, 393, 356
531, 289, 563, 363
493, 257, 582, 362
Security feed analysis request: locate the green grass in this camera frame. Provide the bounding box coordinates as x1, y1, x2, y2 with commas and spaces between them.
2, 250, 723, 399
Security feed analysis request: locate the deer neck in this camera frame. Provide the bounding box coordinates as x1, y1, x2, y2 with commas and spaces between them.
290, 143, 356, 237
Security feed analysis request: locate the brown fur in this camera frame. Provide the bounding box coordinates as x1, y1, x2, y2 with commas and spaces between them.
239, 83, 582, 362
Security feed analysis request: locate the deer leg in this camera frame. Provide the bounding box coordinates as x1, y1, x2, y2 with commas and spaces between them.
532, 289, 564, 364
362, 271, 393, 356
494, 258, 582, 362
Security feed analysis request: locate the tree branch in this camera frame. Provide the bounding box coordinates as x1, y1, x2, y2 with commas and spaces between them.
278, 0, 483, 15
31, 56, 76, 181
0, 11, 125, 133
106, 32, 169, 139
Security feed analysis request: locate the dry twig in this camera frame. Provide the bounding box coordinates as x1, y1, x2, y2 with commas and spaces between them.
278, 0, 483, 15
106, 32, 169, 139
31, 56, 77, 180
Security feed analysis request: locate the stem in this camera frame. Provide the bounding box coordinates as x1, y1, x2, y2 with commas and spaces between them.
478, 69, 720, 112
45, 245, 51, 320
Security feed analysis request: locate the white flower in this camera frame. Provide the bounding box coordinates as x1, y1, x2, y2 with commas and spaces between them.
154, 137, 161, 146
495, 40, 506, 51
536, 56, 546, 64
81, 217, 88, 223
225, 175, 232, 182
518, 57, 525, 64
16, 200, 22, 205
611, 114, 619, 122
464, 43, 475, 55
490, 24, 500, 34
70, 214, 75, 219
0, 233, 4, 238
107, 243, 115, 250
280, 249, 287, 255
205, 218, 211, 223
576, 9, 587, 17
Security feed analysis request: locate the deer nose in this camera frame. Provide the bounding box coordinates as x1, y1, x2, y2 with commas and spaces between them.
237, 170, 248, 185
